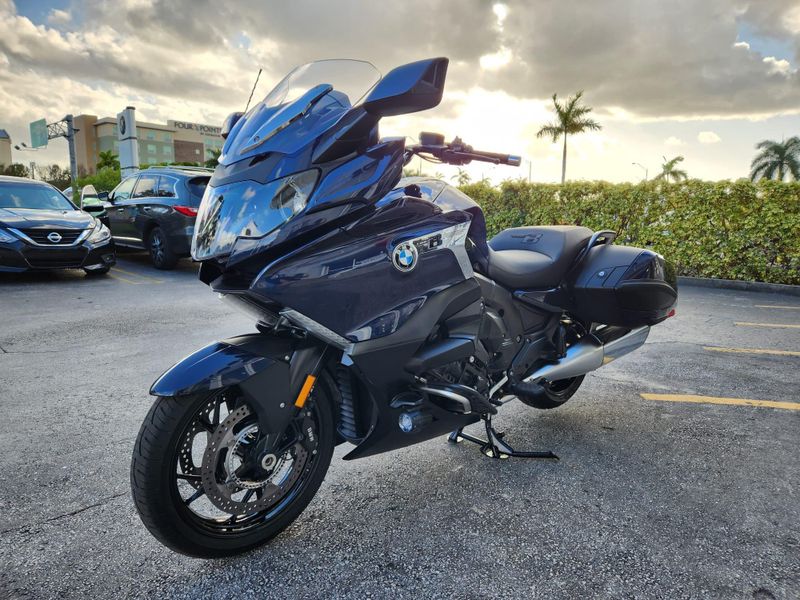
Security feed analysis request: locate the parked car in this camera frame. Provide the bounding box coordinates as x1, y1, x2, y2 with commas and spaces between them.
105, 166, 211, 269
0, 176, 116, 275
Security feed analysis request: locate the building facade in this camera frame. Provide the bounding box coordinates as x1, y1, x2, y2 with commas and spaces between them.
72, 114, 224, 174
0, 129, 12, 168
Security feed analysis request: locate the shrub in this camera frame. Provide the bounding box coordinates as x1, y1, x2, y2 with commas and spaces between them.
459, 179, 800, 285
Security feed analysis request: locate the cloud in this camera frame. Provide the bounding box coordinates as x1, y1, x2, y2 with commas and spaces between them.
46, 9, 70, 25
664, 136, 685, 146
734, 41, 750, 50
763, 56, 792, 75
698, 131, 722, 144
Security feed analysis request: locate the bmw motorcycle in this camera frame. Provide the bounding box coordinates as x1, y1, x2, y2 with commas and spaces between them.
130, 58, 677, 558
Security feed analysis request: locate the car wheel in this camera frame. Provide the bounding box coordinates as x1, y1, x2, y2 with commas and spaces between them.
148, 227, 179, 270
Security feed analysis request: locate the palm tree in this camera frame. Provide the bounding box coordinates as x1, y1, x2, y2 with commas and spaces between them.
654, 155, 688, 183
749, 137, 800, 181
96, 150, 120, 170
205, 148, 222, 169
536, 91, 602, 183
451, 168, 471, 186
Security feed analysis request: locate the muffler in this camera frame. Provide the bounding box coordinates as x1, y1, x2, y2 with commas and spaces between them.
522, 326, 650, 383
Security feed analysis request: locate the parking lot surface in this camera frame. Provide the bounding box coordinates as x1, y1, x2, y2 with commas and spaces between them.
1, 256, 798, 599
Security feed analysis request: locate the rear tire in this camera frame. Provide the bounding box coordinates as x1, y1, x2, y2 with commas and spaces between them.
130, 389, 335, 558
518, 375, 585, 409
147, 226, 179, 270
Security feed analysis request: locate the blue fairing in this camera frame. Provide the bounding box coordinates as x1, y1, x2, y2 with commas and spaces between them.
220, 89, 352, 167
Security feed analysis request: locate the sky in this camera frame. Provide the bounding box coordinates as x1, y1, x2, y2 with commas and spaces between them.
1, 0, 799, 184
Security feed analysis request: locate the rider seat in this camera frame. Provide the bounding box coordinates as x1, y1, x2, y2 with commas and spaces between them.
486, 225, 593, 289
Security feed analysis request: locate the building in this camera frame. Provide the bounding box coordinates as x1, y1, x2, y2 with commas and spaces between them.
0, 129, 12, 169
72, 114, 224, 174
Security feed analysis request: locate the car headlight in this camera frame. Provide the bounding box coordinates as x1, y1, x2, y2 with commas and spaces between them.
0, 228, 17, 243
87, 220, 111, 244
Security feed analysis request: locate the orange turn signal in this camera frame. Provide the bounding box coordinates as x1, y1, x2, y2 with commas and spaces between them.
294, 375, 317, 408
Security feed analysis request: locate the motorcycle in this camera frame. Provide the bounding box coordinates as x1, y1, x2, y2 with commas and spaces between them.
130, 58, 678, 558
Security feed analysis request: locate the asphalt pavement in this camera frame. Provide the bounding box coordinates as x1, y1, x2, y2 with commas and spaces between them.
0, 254, 798, 599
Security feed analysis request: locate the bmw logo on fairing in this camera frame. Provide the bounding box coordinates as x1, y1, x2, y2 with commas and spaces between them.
47, 231, 62, 243
392, 242, 418, 273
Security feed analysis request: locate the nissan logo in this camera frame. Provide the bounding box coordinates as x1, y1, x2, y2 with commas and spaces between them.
47, 231, 63, 243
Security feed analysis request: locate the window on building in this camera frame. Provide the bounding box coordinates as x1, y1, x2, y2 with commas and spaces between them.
146, 131, 156, 140
163, 133, 172, 142
162, 146, 172, 156
194, 148, 201, 155
132, 176, 158, 198
156, 176, 177, 198
147, 144, 157, 154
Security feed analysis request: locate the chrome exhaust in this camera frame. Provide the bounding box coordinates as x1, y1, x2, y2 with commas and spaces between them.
523, 326, 650, 383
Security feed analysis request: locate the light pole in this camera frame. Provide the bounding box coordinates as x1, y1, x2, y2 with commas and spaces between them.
632, 162, 648, 181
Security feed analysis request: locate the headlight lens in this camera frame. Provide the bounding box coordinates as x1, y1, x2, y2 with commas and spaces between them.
87, 220, 111, 244
0, 228, 17, 243
192, 169, 318, 261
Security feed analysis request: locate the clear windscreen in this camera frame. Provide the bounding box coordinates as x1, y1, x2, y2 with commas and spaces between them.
259, 59, 381, 110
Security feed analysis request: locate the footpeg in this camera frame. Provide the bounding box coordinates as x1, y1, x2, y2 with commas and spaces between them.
508, 380, 549, 404
447, 415, 558, 460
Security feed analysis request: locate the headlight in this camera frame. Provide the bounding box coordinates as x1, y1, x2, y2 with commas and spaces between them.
192, 169, 318, 261
0, 228, 17, 243
87, 221, 111, 244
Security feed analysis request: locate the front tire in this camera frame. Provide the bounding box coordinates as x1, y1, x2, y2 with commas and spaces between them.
130, 387, 335, 558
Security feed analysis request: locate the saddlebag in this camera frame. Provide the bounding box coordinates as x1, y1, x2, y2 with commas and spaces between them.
566, 244, 677, 326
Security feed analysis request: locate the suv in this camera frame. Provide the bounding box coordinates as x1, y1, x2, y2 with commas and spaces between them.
105, 167, 211, 269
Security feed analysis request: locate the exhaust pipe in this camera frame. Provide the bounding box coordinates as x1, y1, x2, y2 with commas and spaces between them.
523, 326, 650, 383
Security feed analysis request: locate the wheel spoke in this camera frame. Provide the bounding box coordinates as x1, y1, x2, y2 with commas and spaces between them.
197, 417, 214, 434
212, 401, 221, 426
184, 486, 205, 506
242, 489, 255, 503
176, 472, 202, 482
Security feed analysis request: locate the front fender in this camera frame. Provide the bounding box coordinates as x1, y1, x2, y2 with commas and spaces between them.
151, 333, 329, 434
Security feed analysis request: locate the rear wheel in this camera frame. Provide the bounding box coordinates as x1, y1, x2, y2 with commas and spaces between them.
130, 387, 334, 558
147, 226, 179, 270
518, 375, 585, 409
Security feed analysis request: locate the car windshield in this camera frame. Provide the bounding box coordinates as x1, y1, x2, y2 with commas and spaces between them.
0, 183, 75, 210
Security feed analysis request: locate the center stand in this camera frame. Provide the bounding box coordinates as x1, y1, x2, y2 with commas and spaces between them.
447, 414, 558, 460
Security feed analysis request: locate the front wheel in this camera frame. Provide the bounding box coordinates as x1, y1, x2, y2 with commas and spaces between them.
130, 386, 334, 558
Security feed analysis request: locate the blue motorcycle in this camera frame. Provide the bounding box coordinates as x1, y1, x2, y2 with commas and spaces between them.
130, 58, 677, 557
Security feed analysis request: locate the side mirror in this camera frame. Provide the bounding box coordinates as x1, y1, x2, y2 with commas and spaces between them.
97, 191, 108, 200
221, 111, 244, 140
362, 58, 448, 117
106, 192, 115, 203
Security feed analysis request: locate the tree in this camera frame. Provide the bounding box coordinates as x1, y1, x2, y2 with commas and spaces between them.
42, 164, 71, 189
3, 163, 30, 178
653, 155, 688, 183
451, 168, 471, 186
749, 137, 800, 181
97, 150, 120, 171
536, 91, 602, 183
204, 148, 222, 169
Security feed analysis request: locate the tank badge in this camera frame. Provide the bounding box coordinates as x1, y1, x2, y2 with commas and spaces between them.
392, 242, 418, 273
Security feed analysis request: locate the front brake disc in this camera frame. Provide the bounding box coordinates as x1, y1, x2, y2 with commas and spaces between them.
200, 405, 308, 515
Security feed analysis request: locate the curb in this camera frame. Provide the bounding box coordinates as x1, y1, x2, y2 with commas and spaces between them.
678, 276, 800, 297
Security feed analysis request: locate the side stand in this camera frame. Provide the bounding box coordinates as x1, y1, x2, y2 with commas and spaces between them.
447, 414, 558, 460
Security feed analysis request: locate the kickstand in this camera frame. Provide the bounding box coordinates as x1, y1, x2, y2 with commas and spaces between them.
447, 414, 558, 460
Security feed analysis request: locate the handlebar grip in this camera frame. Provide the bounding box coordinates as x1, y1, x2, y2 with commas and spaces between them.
474, 150, 521, 166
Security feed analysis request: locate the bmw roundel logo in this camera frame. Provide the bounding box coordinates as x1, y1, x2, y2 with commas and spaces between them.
392, 241, 418, 273
47, 231, 63, 243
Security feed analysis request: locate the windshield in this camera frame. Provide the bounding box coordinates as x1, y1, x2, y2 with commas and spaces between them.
0, 183, 75, 210
261, 59, 380, 110
221, 59, 381, 165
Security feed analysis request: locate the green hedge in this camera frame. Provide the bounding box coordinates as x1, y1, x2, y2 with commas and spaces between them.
459, 179, 800, 285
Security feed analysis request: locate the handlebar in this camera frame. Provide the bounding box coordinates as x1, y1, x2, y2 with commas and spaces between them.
405, 134, 521, 167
